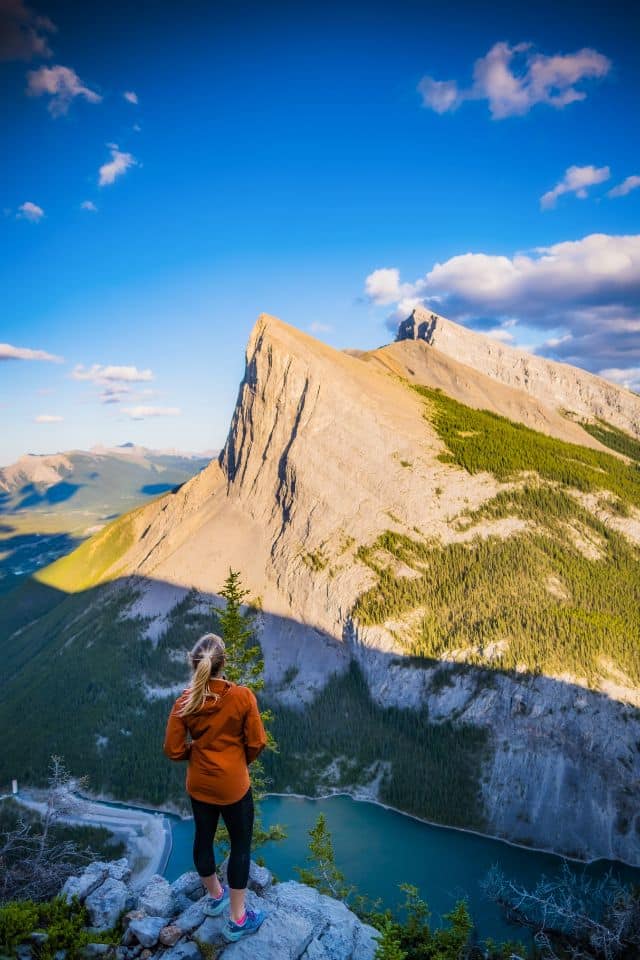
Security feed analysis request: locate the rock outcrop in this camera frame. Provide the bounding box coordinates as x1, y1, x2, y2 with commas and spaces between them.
56, 860, 379, 960
397, 306, 640, 438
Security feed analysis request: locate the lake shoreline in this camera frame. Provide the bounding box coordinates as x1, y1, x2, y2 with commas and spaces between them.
77, 786, 640, 871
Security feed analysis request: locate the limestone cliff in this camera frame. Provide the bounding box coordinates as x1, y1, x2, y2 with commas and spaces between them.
397, 306, 640, 438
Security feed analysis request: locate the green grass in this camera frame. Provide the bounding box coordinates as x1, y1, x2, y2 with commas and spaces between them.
34, 509, 139, 593
353, 487, 640, 685
415, 386, 640, 507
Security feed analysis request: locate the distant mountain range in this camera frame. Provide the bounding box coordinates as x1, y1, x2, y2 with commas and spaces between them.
1, 312, 639, 865
0, 445, 213, 592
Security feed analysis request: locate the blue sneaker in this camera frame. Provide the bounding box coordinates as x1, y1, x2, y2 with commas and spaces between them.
202, 885, 229, 917
222, 908, 266, 942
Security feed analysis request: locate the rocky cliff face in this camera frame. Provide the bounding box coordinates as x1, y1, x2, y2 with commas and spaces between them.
53, 858, 378, 960
30, 314, 640, 866
398, 306, 640, 439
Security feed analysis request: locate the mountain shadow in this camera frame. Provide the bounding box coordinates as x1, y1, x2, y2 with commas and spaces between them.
1, 571, 639, 867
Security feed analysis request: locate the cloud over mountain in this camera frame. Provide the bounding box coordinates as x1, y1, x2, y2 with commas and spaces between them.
365, 233, 640, 383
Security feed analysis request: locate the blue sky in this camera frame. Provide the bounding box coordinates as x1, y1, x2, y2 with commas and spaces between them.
1, 0, 639, 464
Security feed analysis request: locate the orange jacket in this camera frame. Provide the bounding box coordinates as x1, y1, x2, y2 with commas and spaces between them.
163, 678, 267, 805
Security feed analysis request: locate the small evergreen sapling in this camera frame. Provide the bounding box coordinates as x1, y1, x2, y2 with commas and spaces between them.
296, 813, 351, 901
216, 569, 284, 849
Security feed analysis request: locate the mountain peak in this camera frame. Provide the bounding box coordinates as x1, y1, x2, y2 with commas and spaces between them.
396, 306, 640, 438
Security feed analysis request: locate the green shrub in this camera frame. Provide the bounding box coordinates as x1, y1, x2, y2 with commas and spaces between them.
0, 896, 118, 960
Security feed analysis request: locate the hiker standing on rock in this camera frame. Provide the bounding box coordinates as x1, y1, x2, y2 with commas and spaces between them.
163, 633, 268, 942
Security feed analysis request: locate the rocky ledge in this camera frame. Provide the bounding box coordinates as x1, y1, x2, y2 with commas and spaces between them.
50, 858, 379, 960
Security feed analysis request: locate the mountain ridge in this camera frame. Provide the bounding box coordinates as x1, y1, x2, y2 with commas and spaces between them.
398, 306, 640, 438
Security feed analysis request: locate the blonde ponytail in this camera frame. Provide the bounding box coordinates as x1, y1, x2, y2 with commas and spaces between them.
179, 633, 226, 717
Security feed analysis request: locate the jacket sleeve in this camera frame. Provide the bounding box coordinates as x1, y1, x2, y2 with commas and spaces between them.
163, 697, 192, 761
243, 689, 268, 763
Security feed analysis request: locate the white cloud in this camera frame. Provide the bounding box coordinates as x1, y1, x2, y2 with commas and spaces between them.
0, 342, 62, 361
72, 364, 153, 384
27, 64, 101, 116
99, 385, 131, 404
418, 42, 611, 119
123, 90, 138, 104
17, 200, 44, 221
0, 0, 56, 61
416, 77, 461, 114
364, 233, 640, 378
364, 268, 411, 305
98, 144, 137, 187
608, 175, 640, 199
485, 323, 516, 343
122, 406, 181, 420
81, 200, 97, 212
309, 322, 332, 334
541, 164, 610, 210
598, 367, 640, 391
34, 414, 63, 423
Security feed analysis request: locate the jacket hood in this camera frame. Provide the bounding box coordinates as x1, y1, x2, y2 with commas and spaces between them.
182, 678, 234, 715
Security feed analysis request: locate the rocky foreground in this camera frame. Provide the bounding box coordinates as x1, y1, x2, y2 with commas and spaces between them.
37, 858, 379, 960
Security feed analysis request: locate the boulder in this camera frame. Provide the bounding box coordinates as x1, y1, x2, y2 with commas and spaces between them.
170, 872, 205, 901
159, 924, 182, 947
61, 863, 108, 903
127, 916, 166, 948
85, 877, 128, 931
137, 875, 174, 918
161, 941, 202, 960
173, 898, 207, 935
172, 893, 193, 914
221, 858, 272, 895
221, 910, 314, 959
353, 923, 381, 960
80, 945, 110, 958
107, 858, 132, 883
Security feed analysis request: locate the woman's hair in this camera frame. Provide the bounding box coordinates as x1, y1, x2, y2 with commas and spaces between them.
179, 633, 226, 717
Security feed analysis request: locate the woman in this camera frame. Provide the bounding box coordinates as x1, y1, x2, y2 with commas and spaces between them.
163, 633, 268, 942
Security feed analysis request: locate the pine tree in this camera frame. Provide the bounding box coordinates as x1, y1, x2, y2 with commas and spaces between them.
296, 813, 350, 900
216, 569, 284, 849
374, 920, 407, 960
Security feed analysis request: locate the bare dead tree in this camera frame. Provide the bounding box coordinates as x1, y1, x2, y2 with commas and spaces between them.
482, 862, 640, 960
0, 757, 93, 903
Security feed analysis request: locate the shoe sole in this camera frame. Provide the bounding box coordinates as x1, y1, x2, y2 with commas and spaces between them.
222, 918, 265, 942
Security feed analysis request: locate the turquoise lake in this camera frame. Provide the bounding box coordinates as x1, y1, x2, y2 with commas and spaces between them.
163, 793, 640, 944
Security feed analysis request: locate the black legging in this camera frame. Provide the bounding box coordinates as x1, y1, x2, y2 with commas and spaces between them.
190, 788, 254, 889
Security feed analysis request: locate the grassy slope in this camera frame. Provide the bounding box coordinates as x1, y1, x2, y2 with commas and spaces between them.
353, 389, 640, 686
34, 508, 140, 593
